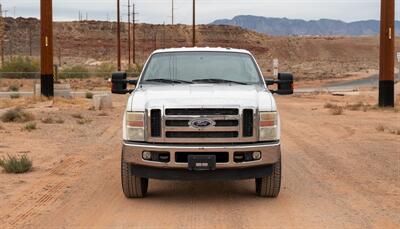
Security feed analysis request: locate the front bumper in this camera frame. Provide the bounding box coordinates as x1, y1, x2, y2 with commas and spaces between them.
123, 140, 280, 169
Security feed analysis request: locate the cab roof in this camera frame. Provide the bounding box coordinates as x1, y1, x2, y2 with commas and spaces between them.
152, 47, 252, 55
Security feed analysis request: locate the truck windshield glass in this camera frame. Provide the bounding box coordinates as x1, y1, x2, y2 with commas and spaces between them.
141, 52, 263, 85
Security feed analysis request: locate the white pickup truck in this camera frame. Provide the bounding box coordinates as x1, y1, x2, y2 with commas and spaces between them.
112, 48, 293, 198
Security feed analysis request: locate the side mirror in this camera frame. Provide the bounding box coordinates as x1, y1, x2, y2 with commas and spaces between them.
111, 72, 137, 94
265, 73, 294, 95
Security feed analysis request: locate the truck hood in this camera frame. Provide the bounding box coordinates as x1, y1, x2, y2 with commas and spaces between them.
127, 84, 276, 111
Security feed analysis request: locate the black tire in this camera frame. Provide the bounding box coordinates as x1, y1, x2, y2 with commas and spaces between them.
255, 158, 281, 198
121, 152, 148, 198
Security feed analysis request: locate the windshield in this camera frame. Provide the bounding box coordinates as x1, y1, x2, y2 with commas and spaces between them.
140, 52, 263, 85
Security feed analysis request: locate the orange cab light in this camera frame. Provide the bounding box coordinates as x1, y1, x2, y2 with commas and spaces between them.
128, 121, 144, 127
259, 120, 275, 127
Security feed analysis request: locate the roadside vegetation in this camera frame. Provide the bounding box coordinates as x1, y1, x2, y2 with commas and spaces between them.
23, 122, 37, 131
1, 108, 35, 123
0, 56, 39, 79
0, 154, 33, 174
60, 65, 90, 79
376, 124, 400, 135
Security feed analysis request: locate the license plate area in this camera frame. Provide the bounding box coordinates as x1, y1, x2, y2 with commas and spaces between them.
188, 155, 216, 171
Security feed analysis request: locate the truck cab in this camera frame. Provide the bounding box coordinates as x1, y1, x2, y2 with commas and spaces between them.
112, 48, 293, 198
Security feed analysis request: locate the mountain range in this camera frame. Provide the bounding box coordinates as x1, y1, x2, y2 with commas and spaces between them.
211, 15, 400, 36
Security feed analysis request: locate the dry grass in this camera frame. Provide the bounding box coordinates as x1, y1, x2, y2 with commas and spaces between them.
77, 119, 92, 125
330, 106, 344, 115
0, 154, 32, 174
10, 93, 20, 99
41, 117, 54, 124
85, 91, 94, 99
71, 113, 84, 119
376, 124, 400, 135
1, 108, 35, 123
23, 122, 37, 131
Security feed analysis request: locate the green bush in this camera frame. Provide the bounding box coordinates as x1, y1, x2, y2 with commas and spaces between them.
0, 56, 39, 79
95, 63, 116, 78
85, 91, 94, 99
8, 84, 20, 92
1, 108, 35, 123
60, 65, 90, 79
10, 93, 20, 99
23, 122, 37, 131
0, 154, 33, 173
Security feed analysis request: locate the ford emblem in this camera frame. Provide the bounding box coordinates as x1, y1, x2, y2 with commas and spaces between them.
189, 119, 216, 129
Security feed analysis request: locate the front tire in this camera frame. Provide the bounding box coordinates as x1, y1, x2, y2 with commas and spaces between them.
121, 153, 148, 198
255, 158, 281, 198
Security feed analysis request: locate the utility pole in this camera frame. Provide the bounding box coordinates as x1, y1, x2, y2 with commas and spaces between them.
0, 4, 4, 66
40, 0, 54, 97
117, 0, 121, 71
192, 0, 196, 47
379, 0, 395, 107
132, 3, 136, 64
172, 0, 174, 25
128, 0, 131, 69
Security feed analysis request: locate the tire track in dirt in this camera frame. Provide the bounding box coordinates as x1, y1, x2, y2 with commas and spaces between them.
1, 155, 88, 228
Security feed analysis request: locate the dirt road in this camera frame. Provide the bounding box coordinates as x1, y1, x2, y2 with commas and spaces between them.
0, 94, 399, 228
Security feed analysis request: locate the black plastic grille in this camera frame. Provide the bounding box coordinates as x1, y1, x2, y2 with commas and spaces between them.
165, 108, 239, 116
150, 109, 162, 137
166, 131, 238, 138
242, 109, 254, 137
165, 120, 239, 127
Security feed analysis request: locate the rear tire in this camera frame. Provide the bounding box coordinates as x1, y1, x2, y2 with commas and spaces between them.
255, 158, 281, 198
121, 152, 148, 198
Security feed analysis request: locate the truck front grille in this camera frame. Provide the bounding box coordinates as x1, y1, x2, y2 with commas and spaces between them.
150, 109, 162, 137
166, 131, 239, 138
148, 108, 256, 143
165, 108, 239, 116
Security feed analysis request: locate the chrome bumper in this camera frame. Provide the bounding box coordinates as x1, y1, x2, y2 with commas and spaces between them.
122, 141, 281, 169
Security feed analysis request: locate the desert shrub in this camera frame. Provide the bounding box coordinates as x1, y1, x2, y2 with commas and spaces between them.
85, 91, 94, 99
41, 117, 54, 124
0, 154, 32, 173
376, 125, 385, 132
8, 84, 20, 92
0, 56, 39, 78
95, 63, 116, 78
55, 117, 65, 124
324, 102, 336, 109
127, 64, 144, 78
60, 65, 89, 79
71, 113, 83, 119
10, 93, 20, 99
77, 119, 92, 125
330, 106, 344, 115
23, 122, 37, 131
1, 108, 35, 123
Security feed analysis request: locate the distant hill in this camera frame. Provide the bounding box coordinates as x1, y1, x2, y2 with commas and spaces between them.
211, 15, 400, 36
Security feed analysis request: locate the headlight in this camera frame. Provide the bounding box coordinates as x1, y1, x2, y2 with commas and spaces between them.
126, 112, 145, 141
259, 112, 278, 141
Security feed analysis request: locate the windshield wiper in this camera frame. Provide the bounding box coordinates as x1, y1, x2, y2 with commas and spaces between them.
143, 79, 192, 84
191, 78, 249, 85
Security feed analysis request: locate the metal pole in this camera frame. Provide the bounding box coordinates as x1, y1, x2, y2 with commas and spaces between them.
128, 0, 131, 69
117, 0, 121, 71
172, 0, 174, 25
379, 0, 395, 107
40, 0, 54, 97
133, 3, 136, 64
192, 0, 196, 47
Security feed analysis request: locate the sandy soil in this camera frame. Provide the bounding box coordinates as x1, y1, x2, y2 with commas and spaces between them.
0, 90, 399, 228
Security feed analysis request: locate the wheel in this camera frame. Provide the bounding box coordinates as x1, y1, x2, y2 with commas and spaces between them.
255, 158, 281, 198
121, 152, 148, 198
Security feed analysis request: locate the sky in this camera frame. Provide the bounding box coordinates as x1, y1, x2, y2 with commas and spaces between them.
0, 0, 399, 24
